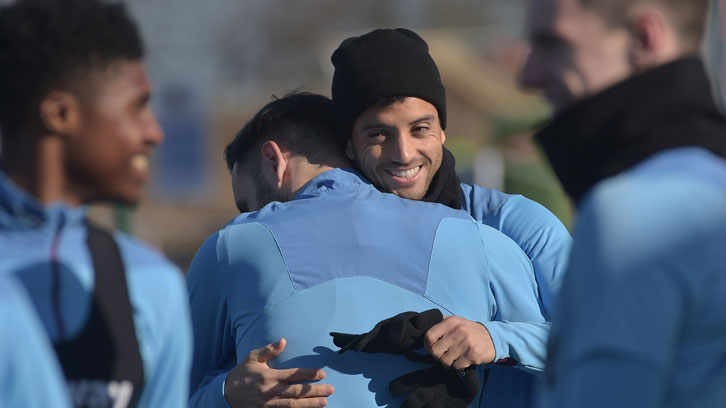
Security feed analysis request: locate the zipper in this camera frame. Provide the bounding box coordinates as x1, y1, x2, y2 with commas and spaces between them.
50, 213, 66, 339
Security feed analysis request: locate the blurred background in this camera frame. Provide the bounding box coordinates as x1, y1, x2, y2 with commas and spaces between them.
3, 0, 722, 270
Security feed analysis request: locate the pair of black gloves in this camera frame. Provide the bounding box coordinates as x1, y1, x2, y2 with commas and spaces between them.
330, 309, 480, 408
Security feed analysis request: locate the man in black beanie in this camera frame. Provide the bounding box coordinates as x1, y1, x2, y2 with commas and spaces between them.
329, 28, 572, 408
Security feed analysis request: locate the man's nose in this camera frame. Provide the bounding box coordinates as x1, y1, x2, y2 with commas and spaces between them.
389, 132, 415, 164
144, 110, 165, 147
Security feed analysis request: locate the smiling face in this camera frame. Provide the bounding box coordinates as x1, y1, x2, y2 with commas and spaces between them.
519, 0, 633, 113
346, 97, 445, 200
65, 59, 163, 205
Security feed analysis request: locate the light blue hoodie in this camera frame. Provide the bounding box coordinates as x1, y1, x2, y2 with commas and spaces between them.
0, 172, 193, 408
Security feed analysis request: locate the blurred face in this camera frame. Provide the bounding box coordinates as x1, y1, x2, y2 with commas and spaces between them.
346, 97, 445, 200
66, 60, 163, 205
519, 0, 633, 113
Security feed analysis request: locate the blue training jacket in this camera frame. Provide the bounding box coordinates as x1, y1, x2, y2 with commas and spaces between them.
539, 148, 726, 408
187, 168, 548, 408
0, 171, 193, 408
461, 184, 572, 408
0, 275, 71, 408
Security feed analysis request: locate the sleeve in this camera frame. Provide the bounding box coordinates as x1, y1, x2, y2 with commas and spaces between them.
468, 187, 572, 318
189, 369, 233, 408
186, 232, 235, 408
475, 223, 550, 374
136, 265, 194, 408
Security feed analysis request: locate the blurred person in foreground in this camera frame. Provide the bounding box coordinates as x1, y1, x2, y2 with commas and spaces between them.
518, 0, 726, 406
226, 28, 574, 408
187, 92, 548, 408
0, 0, 192, 406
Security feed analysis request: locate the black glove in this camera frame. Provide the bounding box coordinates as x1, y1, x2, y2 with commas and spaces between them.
330, 309, 443, 354
390, 364, 480, 408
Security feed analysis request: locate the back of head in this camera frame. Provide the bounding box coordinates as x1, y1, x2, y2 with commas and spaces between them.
224, 92, 343, 172
580, 0, 709, 52
330, 28, 447, 143
0, 0, 143, 139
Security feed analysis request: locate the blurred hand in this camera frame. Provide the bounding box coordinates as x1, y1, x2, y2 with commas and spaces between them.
224, 338, 334, 407
424, 316, 496, 370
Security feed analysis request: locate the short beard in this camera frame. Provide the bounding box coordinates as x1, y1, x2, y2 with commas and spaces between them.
251, 165, 286, 209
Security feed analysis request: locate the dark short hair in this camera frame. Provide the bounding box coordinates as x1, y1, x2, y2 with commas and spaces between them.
580, 0, 709, 51
224, 92, 343, 172
0, 0, 144, 135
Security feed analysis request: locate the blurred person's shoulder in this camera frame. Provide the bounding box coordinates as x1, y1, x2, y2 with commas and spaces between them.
112, 231, 178, 269
584, 147, 726, 215
111, 230, 188, 332
112, 230, 184, 286
576, 147, 726, 268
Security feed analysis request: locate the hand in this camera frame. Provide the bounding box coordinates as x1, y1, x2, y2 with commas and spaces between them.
424, 316, 496, 370
224, 338, 334, 407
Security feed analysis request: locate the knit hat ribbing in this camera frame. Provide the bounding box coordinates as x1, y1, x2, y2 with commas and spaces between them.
331, 28, 447, 139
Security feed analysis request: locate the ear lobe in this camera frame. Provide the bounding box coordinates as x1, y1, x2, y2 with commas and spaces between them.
440, 130, 446, 145
38, 91, 80, 135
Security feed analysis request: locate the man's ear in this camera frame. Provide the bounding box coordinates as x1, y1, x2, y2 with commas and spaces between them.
345, 139, 355, 160
627, 6, 677, 71
260, 140, 288, 189
38, 91, 80, 136
440, 130, 446, 145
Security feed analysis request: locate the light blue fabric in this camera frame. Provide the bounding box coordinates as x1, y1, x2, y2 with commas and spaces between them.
187, 168, 548, 408
0, 172, 193, 408
460, 184, 572, 318
538, 148, 726, 408
461, 183, 572, 408
0, 276, 71, 408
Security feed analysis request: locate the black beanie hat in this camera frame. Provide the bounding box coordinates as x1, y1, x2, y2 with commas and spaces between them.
331, 28, 447, 139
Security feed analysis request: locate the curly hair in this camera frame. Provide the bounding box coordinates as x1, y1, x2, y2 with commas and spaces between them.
0, 0, 144, 135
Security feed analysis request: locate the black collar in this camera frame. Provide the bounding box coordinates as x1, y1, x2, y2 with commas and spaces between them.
536, 57, 726, 206
423, 146, 463, 210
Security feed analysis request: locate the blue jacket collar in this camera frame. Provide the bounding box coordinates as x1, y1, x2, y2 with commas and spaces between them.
0, 170, 87, 230
293, 168, 372, 200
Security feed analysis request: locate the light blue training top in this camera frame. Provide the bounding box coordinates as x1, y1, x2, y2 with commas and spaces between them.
0, 171, 193, 408
539, 148, 726, 408
187, 168, 548, 408
461, 183, 572, 408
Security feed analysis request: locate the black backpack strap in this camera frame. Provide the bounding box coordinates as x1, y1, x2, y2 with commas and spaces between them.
54, 223, 145, 407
